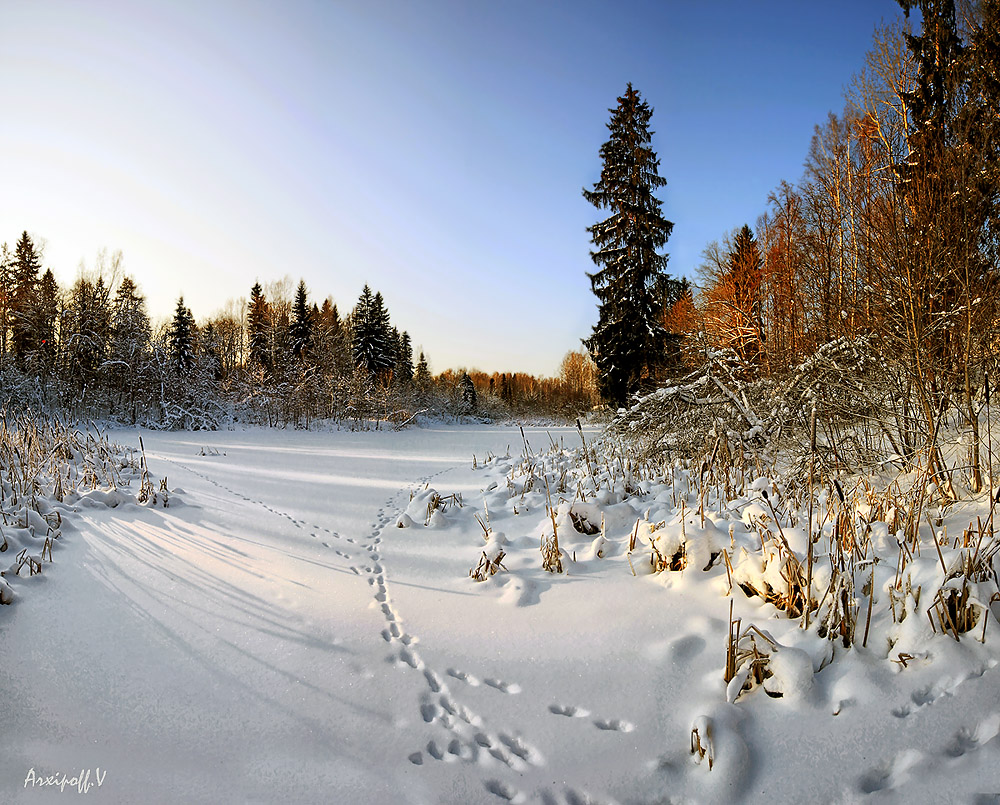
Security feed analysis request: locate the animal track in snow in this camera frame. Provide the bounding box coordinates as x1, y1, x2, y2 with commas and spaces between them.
424, 669, 442, 693
447, 668, 481, 687
420, 700, 440, 723
484, 678, 521, 695
549, 704, 590, 718
857, 748, 924, 794
497, 732, 543, 765
364, 489, 548, 788
156, 457, 352, 546
484, 779, 524, 802
593, 717, 635, 733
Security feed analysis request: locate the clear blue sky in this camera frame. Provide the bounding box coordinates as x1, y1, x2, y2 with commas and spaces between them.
0, 0, 902, 376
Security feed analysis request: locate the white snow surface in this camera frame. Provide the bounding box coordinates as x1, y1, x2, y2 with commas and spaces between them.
2, 424, 1000, 803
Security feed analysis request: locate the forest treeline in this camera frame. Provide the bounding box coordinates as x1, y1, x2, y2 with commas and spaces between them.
610, 1, 1000, 480
0, 235, 599, 428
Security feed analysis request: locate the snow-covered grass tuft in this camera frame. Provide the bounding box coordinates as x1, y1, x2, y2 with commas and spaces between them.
442, 414, 1000, 776
0, 412, 147, 606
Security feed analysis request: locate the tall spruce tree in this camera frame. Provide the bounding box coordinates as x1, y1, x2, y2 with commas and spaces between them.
352, 284, 375, 371
290, 279, 313, 362
63, 276, 110, 386
109, 276, 152, 419
396, 330, 414, 384
414, 351, 431, 388
352, 286, 396, 375
11, 231, 42, 368
583, 84, 674, 407
370, 292, 395, 374
169, 296, 196, 374
459, 372, 477, 414
36, 269, 59, 371
247, 282, 270, 372
960, 0, 1000, 261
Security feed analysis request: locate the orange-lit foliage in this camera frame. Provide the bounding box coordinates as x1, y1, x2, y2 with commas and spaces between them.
701, 225, 765, 370
663, 285, 701, 368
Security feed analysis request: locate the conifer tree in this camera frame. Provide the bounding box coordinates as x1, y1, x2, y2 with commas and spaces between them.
327, 301, 349, 374
63, 276, 111, 385
201, 321, 222, 380
290, 279, 313, 362
36, 269, 59, 370
583, 84, 675, 407
396, 330, 414, 384
109, 276, 152, 419
414, 351, 431, 389
370, 292, 395, 374
352, 284, 375, 371
11, 231, 42, 367
315, 297, 348, 375
727, 225, 765, 366
459, 372, 477, 414
247, 282, 270, 372
352, 286, 396, 375
169, 296, 196, 374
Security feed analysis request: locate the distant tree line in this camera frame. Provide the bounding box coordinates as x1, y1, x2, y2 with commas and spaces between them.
0, 234, 597, 428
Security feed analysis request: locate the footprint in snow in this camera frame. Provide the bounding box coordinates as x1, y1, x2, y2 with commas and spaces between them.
945, 727, 979, 757
497, 733, 542, 765
485, 678, 521, 695
447, 668, 481, 687
484, 779, 523, 802
593, 717, 635, 732
549, 704, 589, 718
857, 748, 924, 794
563, 788, 611, 805
398, 647, 421, 669
424, 669, 443, 693
420, 700, 440, 723
447, 738, 477, 762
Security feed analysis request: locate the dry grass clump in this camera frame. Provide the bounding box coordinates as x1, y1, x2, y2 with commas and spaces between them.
0, 411, 138, 604
424, 491, 463, 525
469, 550, 507, 582
724, 603, 780, 700
690, 719, 714, 770
540, 531, 563, 573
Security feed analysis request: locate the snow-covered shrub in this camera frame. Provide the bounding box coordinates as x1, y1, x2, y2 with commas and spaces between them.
0, 413, 142, 606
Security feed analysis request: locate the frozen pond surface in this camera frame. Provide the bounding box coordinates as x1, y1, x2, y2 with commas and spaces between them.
3, 424, 1000, 804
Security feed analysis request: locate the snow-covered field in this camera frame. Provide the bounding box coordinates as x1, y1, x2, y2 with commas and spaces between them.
4, 424, 1000, 804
